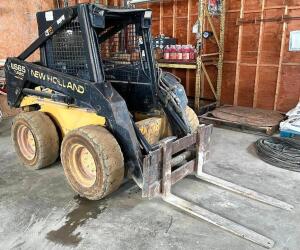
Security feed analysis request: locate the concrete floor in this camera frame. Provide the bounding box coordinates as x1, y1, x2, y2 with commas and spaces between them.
0, 118, 300, 250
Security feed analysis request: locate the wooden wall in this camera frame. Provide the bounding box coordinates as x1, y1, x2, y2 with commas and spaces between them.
1, 0, 299, 112
0, 0, 55, 61
139, 0, 199, 98
139, 0, 300, 112
0, 0, 122, 61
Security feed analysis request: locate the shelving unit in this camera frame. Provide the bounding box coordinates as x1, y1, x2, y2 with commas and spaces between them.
158, 59, 197, 69
194, 0, 226, 112
130, 0, 225, 113
158, 62, 197, 69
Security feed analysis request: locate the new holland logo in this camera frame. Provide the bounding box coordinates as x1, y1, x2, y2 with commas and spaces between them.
30, 70, 85, 94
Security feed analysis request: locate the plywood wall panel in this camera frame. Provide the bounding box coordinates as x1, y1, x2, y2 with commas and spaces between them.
174, 69, 187, 87
176, 1, 189, 16
221, 63, 236, 105
227, 0, 240, 11
0, 0, 55, 60
276, 65, 300, 111
240, 14, 260, 64
287, 0, 300, 6
244, 0, 261, 11
162, 17, 173, 36
224, 12, 239, 61
265, 0, 285, 7
176, 18, 188, 44
151, 20, 160, 36
187, 70, 196, 97
148, 3, 160, 20
260, 9, 283, 65
190, 0, 199, 15
237, 65, 256, 107
255, 67, 277, 109
163, 2, 173, 16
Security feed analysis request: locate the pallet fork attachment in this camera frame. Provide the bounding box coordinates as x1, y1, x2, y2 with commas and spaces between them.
142, 125, 293, 248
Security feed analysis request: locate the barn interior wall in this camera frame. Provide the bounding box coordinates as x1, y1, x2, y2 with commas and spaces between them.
0, 0, 299, 112
141, 0, 300, 112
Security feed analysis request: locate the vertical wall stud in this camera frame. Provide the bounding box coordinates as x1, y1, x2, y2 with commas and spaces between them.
253, 0, 265, 108
233, 0, 245, 106
274, 5, 288, 111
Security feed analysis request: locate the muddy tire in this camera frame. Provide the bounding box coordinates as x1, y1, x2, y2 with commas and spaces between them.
185, 106, 199, 132
61, 125, 124, 200
12, 111, 59, 169
163, 106, 199, 137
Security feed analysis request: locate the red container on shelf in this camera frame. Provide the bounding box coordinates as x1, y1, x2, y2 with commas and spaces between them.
169, 45, 177, 60
176, 45, 183, 60
182, 45, 190, 61
164, 45, 170, 60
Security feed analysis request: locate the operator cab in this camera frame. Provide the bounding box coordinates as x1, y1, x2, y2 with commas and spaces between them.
36, 4, 157, 113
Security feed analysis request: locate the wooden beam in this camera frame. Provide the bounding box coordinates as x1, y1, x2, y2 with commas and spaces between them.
159, 1, 163, 34
253, 0, 265, 108
216, 0, 226, 106
227, 6, 300, 14
186, 0, 192, 96
172, 0, 177, 75
274, 5, 288, 111
172, 0, 177, 38
233, 0, 244, 106
195, 0, 205, 111
158, 63, 197, 69
200, 0, 206, 99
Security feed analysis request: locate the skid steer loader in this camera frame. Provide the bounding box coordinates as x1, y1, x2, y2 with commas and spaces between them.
4, 4, 293, 248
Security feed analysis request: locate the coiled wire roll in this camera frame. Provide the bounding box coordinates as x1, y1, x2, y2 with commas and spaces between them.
255, 137, 300, 172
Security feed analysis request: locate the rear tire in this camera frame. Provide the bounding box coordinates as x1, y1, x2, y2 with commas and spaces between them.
12, 111, 59, 169
61, 125, 124, 200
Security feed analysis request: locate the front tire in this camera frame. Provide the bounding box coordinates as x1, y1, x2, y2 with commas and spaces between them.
12, 111, 59, 169
61, 125, 124, 200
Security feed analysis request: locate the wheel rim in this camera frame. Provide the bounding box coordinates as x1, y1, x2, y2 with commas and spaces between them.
69, 143, 97, 188
16, 124, 36, 161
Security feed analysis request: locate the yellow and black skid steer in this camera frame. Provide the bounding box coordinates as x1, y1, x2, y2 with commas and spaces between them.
4, 4, 293, 248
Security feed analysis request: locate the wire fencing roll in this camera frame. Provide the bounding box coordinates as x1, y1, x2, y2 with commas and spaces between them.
255, 137, 300, 172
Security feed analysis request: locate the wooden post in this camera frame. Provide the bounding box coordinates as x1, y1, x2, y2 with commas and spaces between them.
171, 0, 177, 75
195, 0, 205, 111
162, 140, 173, 197
186, 0, 192, 96
216, 0, 226, 106
172, 0, 177, 39
274, 5, 288, 111
253, 0, 265, 108
159, 1, 163, 34
233, 0, 245, 106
